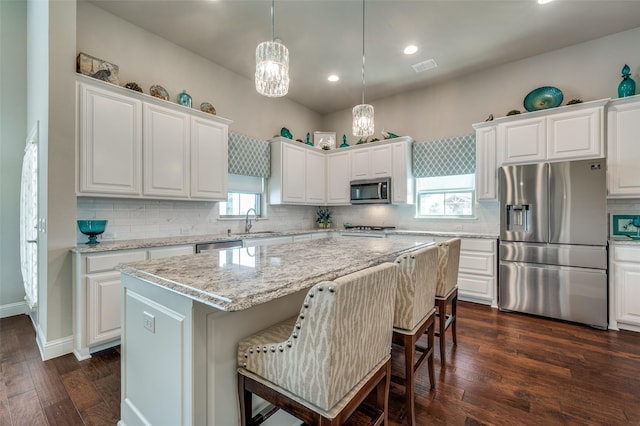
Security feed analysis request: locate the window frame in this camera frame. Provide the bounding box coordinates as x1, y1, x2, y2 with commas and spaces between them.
414, 174, 476, 219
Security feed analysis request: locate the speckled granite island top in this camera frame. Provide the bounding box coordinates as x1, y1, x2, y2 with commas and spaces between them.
117, 235, 433, 312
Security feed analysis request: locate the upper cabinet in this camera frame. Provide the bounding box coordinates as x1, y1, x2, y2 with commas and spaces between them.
607, 95, 640, 198
78, 81, 143, 196
270, 136, 414, 206
269, 138, 326, 205
473, 125, 498, 201
77, 75, 231, 201
498, 99, 607, 165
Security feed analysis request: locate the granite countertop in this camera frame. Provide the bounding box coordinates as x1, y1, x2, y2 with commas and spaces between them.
73, 228, 497, 254
116, 235, 434, 312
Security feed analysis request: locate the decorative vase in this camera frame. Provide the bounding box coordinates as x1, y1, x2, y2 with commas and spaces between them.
177, 90, 192, 107
339, 134, 349, 148
618, 64, 636, 98
305, 132, 313, 146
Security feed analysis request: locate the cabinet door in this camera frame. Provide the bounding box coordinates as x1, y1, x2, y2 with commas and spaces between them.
78, 83, 142, 195
608, 100, 640, 197
498, 117, 545, 165
281, 143, 307, 203
371, 145, 393, 177
143, 104, 190, 198
475, 126, 498, 200
87, 271, 122, 345
305, 149, 326, 204
614, 246, 640, 326
351, 149, 371, 180
391, 142, 413, 204
191, 117, 228, 200
326, 151, 351, 205
547, 107, 602, 161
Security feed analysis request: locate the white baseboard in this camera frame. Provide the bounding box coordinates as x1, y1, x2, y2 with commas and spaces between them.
0, 301, 28, 318
36, 324, 74, 360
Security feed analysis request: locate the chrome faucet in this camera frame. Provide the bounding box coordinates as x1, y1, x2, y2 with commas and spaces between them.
244, 208, 257, 233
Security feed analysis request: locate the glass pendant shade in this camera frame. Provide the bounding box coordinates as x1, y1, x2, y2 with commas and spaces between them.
255, 39, 289, 97
352, 103, 374, 137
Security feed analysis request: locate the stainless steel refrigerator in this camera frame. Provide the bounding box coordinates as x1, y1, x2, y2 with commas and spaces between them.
498, 159, 608, 328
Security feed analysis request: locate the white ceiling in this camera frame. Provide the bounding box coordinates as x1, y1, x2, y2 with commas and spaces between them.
87, 0, 640, 115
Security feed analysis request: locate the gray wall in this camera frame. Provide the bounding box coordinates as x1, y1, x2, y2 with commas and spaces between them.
0, 0, 28, 316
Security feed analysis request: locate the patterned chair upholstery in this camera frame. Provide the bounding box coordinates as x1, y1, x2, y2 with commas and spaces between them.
237, 262, 398, 425
391, 245, 439, 426
434, 238, 461, 366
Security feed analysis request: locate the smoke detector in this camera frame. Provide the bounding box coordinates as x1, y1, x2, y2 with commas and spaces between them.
411, 59, 438, 73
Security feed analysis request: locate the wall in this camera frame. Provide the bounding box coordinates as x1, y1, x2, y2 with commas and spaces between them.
323, 26, 640, 141
0, 0, 28, 317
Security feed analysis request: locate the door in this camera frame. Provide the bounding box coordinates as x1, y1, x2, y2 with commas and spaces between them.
20, 125, 39, 311
499, 163, 548, 243
190, 117, 228, 200
548, 160, 606, 246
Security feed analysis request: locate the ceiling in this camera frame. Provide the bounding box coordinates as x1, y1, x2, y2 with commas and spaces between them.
87, 0, 640, 115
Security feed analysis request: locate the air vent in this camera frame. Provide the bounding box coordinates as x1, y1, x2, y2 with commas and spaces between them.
411, 58, 438, 73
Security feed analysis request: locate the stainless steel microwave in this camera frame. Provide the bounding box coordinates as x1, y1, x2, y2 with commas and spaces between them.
350, 178, 391, 204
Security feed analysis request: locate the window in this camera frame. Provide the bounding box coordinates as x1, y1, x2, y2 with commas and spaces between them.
415, 174, 474, 218
218, 174, 264, 218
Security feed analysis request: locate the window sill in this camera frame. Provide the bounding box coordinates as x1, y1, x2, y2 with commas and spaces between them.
217, 217, 268, 221
413, 216, 478, 221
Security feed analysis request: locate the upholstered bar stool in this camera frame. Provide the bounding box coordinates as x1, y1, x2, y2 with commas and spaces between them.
237, 262, 398, 426
434, 238, 461, 366
391, 245, 439, 426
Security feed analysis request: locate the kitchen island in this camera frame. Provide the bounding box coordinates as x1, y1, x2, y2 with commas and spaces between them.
116, 234, 433, 426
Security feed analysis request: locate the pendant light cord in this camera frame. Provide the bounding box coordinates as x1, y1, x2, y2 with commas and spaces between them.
361, 0, 366, 105
271, 0, 275, 41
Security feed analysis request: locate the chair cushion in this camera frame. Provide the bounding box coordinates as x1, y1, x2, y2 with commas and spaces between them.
434, 239, 461, 298
237, 263, 397, 412
393, 245, 439, 330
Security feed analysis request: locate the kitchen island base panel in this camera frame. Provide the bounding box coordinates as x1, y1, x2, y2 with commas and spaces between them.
120, 273, 307, 426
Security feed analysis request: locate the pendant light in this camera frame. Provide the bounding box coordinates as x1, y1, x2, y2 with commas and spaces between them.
255, 0, 289, 97
352, 0, 374, 137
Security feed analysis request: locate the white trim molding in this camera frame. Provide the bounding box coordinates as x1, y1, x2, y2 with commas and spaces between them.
0, 301, 28, 318
36, 324, 74, 360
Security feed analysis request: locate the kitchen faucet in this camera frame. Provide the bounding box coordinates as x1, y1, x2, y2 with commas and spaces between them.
245, 208, 257, 233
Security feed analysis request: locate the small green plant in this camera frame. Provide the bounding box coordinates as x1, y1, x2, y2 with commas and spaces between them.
316, 208, 332, 228
506, 109, 521, 116
567, 98, 583, 105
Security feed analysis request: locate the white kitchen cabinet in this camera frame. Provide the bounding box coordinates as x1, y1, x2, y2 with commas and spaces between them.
306, 149, 326, 204
350, 144, 392, 180
269, 138, 327, 205
610, 243, 640, 332
77, 81, 142, 196
243, 235, 294, 247
143, 103, 190, 198
431, 236, 498, 307
73, 244, 195, 360
497, 99, 607, 165
190, 116, 228, 200
77, 75, 231, 201
473, 124, 498, 200
607, 96, 640, 197
391, 141, 413, 204
326, 150, 351, 205
498, 116, 546, 165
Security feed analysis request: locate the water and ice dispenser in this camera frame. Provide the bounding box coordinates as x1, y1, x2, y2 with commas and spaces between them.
505, 204, 530, 232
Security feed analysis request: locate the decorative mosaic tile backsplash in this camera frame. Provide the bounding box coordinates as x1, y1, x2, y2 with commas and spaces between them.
611, 214, 640, 237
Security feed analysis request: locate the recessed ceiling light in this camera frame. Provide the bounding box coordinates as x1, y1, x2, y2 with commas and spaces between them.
403, 45, 418, 55
537, 0, 553, 4
328, 74, 339, 82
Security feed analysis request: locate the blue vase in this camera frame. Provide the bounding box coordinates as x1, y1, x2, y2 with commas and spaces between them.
618, 64, 636, 98
177, 90, 192, 107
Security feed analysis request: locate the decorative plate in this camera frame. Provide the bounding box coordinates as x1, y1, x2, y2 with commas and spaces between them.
150, 84, 169, 100
200, 102, 216, 115
523, 86, 563, 112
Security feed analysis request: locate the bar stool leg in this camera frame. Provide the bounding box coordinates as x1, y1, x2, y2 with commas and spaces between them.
438, 298, 447, 365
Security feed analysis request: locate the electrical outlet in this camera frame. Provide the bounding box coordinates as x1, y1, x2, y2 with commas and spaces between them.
454, 224, 463, 231
180, 227, 191, 235
143, 311, 155, 333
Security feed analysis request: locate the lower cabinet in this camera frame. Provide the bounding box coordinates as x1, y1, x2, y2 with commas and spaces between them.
432, 236, 498, 307
610, 243, 640, 332
73, 244, 194, 360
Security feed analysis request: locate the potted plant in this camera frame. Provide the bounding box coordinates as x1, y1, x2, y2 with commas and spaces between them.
316, 208, 332, 229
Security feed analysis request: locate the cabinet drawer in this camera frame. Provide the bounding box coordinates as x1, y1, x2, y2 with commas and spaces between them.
461, 238, 496, 252
458, 273, 493, 302
86, 250, 147, 273
613, 246, 640, 263
149, 245, 194, 259
459, 251, 495, 276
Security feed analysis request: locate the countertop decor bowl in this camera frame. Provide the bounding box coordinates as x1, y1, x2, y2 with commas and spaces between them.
77, 220, 108, 245
523, 86, 564, 112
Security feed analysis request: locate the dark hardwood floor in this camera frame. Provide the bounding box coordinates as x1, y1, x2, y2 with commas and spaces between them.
2, 302, 640, 425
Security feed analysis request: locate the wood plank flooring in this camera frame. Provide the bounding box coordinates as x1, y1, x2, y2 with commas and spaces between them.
2, 302, 640, 425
